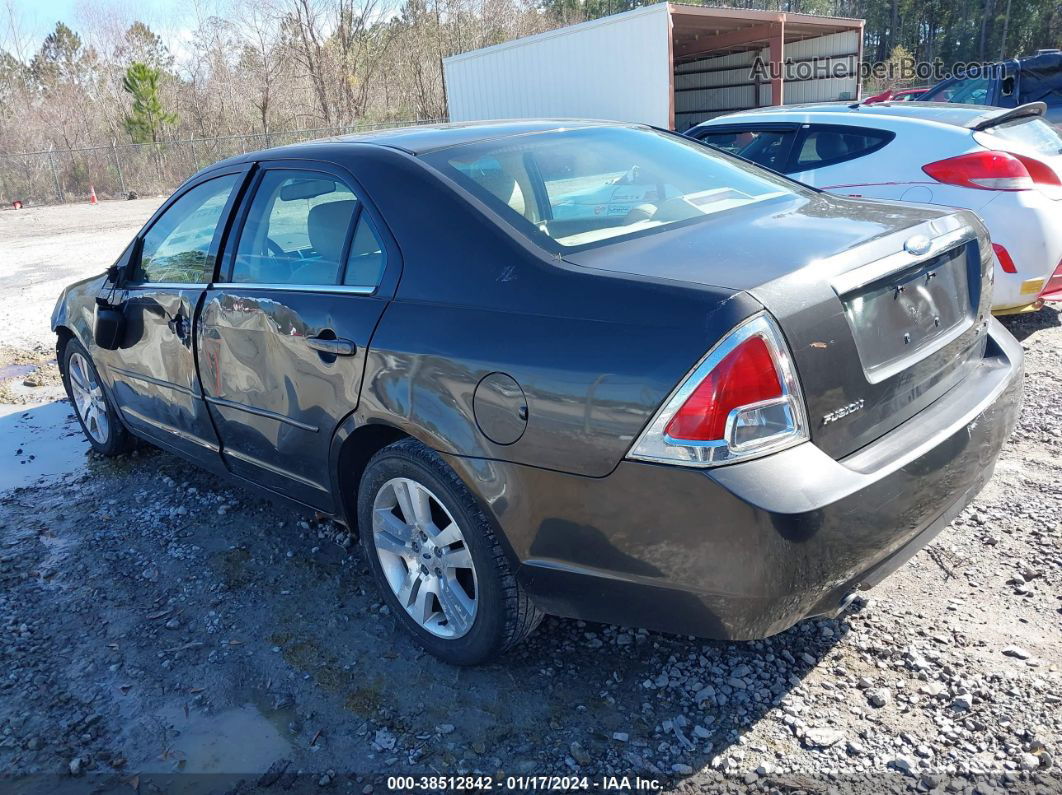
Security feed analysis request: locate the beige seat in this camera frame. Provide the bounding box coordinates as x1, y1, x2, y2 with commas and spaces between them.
476, 170, 527, 217
300, 199, 358, 283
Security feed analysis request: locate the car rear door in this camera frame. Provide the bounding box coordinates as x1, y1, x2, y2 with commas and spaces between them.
99, 166, 248, 462
197, 160, 398, 510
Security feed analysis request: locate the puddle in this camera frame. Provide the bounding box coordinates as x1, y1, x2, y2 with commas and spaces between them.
141, 703, 294, 774
0, 363, 35, 381
0, 400, 91, 491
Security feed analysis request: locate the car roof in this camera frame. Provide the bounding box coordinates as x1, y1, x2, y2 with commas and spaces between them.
261, 119, 632, 159
692, 101, 1008, 130
189, 119, 646, 187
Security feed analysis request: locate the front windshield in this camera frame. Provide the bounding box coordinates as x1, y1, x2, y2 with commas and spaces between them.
424, 126, 801, 249
924, 76, 991, 104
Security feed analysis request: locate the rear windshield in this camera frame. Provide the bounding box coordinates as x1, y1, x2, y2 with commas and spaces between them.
423, 126, 802, 250
984, 116, 1062, 155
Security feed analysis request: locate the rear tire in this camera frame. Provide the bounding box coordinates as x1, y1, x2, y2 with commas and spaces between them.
62, 339, 133, 456
357, 438, 542, 665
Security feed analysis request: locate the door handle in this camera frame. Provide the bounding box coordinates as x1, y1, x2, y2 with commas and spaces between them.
306, 335, 357, 356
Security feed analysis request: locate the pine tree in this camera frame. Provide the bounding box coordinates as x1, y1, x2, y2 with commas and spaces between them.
121, 62, 176, 144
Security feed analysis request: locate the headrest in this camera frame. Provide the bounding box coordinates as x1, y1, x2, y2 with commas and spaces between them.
307, 200, 358, 265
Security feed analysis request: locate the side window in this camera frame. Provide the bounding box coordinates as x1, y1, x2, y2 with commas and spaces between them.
696, 129, 795, 172
795, 127, 893, 171
232, 170, 359, 285
343, 217, 385, 287
136, 174, 238, 283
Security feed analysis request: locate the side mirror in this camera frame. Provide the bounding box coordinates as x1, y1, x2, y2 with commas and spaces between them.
94, 298, 125, 350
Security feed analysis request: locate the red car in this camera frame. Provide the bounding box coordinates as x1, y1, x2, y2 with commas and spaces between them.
863, 87, 930, 103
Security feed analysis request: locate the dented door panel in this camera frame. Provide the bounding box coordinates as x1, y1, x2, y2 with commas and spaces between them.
198, 288, 388, 509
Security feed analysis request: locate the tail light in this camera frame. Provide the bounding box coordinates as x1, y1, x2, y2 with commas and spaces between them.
992, 243, 1018, 274
922, 150, 1061, 191
1042, 258, 1062, 302
628, 314, 807, 467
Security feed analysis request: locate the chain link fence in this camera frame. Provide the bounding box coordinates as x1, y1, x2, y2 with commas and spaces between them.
0, 119, 444, 207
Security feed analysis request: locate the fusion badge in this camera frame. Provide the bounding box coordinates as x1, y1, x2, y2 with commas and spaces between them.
823, 399, 865, 425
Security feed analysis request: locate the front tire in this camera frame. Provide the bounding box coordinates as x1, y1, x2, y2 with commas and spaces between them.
62, 339, 133, 456
357, 438, 542, 665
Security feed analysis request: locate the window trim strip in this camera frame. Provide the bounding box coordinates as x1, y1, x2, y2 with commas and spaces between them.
208, 282, 377, 295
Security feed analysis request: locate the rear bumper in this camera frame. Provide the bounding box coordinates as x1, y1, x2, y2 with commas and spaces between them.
979, 191, 1062, 310
993, 298, 1045, 316
455, 321, 1023, 640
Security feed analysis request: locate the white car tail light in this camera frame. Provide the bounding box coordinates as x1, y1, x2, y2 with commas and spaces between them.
1042, 258, 1062, 302
922, 150, 1062, 191
628, 314, 808, 467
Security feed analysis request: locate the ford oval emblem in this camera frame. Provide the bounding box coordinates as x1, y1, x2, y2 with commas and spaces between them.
904, 234, 931, 256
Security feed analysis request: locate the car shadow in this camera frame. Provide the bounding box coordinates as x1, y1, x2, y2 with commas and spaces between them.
997, 304, 1061, 342
356, 598, 854, 782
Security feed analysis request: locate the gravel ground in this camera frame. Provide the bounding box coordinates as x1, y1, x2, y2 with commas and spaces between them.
0, 198, 164, 353
0, 202, 1060, 794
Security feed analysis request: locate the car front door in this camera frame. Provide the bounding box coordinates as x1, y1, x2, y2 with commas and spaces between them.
99, 168, 247, 463
198, 161, 397, 510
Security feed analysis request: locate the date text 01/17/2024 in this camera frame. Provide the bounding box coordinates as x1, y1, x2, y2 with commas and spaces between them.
385, 776, 663, 790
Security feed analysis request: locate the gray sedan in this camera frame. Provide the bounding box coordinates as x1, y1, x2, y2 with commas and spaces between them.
52, 121, 1022, 664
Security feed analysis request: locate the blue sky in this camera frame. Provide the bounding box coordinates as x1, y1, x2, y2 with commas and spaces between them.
14, 0, 81, 38
6, 0, 197, 49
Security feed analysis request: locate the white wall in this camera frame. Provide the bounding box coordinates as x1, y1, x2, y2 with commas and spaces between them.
444, 4, 671, 128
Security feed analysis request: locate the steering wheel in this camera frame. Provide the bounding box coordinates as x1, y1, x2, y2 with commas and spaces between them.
265, 237, 285, 257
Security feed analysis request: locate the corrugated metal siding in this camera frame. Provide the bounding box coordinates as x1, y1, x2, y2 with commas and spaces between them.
674, 30, 859, 130
783, 31, 860, 103
674, 50, 760, 130
444, 4, 671, 128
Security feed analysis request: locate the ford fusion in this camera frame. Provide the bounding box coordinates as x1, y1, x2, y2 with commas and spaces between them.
53, 121, 1023, 665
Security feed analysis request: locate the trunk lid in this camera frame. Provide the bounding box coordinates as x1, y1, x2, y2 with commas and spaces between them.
564, 192, 993, 459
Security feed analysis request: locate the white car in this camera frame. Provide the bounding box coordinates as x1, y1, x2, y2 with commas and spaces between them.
687, 101, 1062, 314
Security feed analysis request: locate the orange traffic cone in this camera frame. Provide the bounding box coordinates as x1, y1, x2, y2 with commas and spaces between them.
89, 185, 98, 205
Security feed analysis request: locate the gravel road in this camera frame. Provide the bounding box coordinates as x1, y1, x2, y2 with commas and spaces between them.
0, 201, 1060, 794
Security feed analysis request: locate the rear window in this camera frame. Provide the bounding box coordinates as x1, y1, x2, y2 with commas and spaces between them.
424, 126, 800, 250
795, 127, 894, 170
984, 117, 1062, 156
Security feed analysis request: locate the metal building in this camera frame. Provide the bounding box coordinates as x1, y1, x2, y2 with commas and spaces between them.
443, 3, 864, 131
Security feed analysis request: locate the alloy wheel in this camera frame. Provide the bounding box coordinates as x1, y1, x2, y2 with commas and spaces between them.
371, 477, 478, 639
68, 352, 110, 444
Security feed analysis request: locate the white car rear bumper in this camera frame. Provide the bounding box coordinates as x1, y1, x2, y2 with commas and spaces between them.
976, 189, 1062, 311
